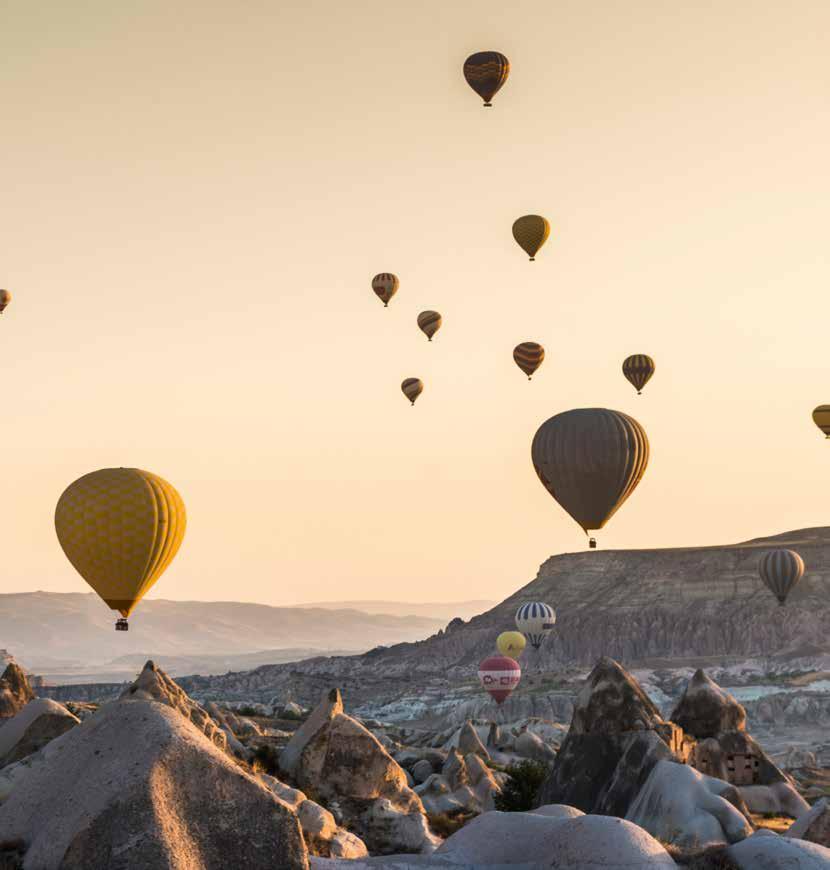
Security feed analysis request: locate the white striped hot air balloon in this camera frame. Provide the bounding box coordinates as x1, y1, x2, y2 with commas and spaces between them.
515, 602, 556, 650
759, 549, 804, 606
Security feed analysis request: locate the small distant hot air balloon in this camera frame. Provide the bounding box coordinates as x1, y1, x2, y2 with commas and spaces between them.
372, 273, 399, 307
496, 630, 527, 658
513, 342, 545, 379
532, 408, 649, 548
759, 549, 805, 606
463, 51, 509, 107
54, 468, 186, 631
812, 406, 830, 438
515, 602, 556, 650
478, 654, 521, 704
0, 290, 11, 314
417, 311, 442, 342
512, 215, 550, 261
401, 378, 423, 406
622, 355, 655, 395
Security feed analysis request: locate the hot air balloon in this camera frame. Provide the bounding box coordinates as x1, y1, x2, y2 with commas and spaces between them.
513, 342, 545, 379
812, 406, 830, 438
54, 468, 186, 631
417, 311, 442, 342
515, 602, 556, 650
0, 290, 11, 314
622, 355, 655, 395
512, 216, 550, 261
759, 549, 804, 606
463, 51, 509, 107
478, 654, 521, 704
531, 408, 649, 548
401, 378, 423, 405
372, 273, 399, 307
496, 630, 527, 658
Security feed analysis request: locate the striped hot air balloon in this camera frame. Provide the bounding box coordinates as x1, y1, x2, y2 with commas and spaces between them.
417, 311, 442, 342
512, 215, 550, 261
0, 290, 11, 314
531, 408, 649, 546
372, 273, 399, 307
401, 378, 423, 405
515, 602, 556, 650
622, 355, 655, 395
812, 406, 830, 438
463, 51, 510, 107
513, 342, 545, 379
759, 549, 804, 606
478, 654, 521, 704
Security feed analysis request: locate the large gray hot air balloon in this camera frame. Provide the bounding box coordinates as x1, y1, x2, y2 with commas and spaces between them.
531, 408, 649, 548
759, 549, 804, 606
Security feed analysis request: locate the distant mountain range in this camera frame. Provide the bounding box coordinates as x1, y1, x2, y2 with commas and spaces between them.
0, 592, 487, 680
289, 600, 495, 620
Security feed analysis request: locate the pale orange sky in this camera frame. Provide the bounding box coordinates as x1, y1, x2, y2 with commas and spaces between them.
1, 1, 829, 607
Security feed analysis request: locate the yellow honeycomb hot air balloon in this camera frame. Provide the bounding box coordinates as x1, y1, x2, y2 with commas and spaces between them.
496, 630, 526, 658
54, 468, 186, 631
812, 406, 830, 438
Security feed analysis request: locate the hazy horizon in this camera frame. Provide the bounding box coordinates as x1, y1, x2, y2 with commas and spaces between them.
3, 1, 830, 608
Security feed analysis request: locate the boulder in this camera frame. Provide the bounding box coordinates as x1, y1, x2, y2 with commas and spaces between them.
670, 669, 746, 738
0, 699, 79, 766
0, 664, 34, 720
298, 800, 369, 859
121, 661, 228, 754
728, 829, 830, 869
414, 774, 471, 817
434, 811, 677, 868
788, 799, 830, 849
514, 730, 555, 764
625, 760, 752, 849
739, 782, 809, 818
0, 698, 308, 869
412, 759, 434, 784
529, 804, 584, 820
458, 721, 489, 759
280, 689, 439, 855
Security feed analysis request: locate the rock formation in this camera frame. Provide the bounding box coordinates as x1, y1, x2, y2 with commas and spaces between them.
279, 688, 440, 855
625, 759, 752, 848
0, 664, 34, 720
0, 696, 308, 869
787, 798, 830, 849
727, 829, 830, 868
0, 698, 78, 766
535, 658, 681, 815
671, 669, 746, 737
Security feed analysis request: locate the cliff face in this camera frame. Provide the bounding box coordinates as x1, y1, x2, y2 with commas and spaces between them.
45, 528, 830, 709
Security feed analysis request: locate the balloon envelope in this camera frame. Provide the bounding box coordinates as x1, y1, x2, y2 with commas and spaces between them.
496, 631, 527, 658
512, 215, 550, 260
417, 311, 442, 341
622, 355, 655, 394
759, 549, 804, 605
531, 408, 649, 535
372, 273, 399, 307
401, 378, 423, 405
515, 602, 556, 649
812, 406, 830, 438
463, 51, 509, 106
55, 468, 186, 619
0, 289, 11, 313
514, 342, 545, 379
478, 654, 521, 704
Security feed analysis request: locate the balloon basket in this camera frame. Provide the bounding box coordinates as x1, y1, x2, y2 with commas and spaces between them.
589, 537, 597, 549
115, 618, 129, 632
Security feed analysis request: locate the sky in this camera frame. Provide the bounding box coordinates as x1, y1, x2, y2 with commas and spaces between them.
1, 1, 829, 607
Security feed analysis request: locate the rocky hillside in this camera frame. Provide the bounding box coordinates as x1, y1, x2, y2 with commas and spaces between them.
163, 528, 830, 709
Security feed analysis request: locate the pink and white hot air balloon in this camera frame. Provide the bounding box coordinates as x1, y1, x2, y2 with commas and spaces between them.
478, 654, 521, 705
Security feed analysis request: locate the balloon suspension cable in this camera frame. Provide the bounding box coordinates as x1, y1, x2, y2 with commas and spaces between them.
115, 618, 129, 632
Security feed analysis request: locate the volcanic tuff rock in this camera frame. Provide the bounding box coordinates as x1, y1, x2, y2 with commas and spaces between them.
164, 528, 830, 712
670, 669, 747, 737
0, 699, 79, 766
0, 664, 34, 720
280, 689, 440, 855
788, 799, 830, 848
0, 698, 308, 870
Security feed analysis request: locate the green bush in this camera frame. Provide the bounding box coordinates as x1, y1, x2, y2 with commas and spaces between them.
251, 744, 280, 776
493, 760, 549, 812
